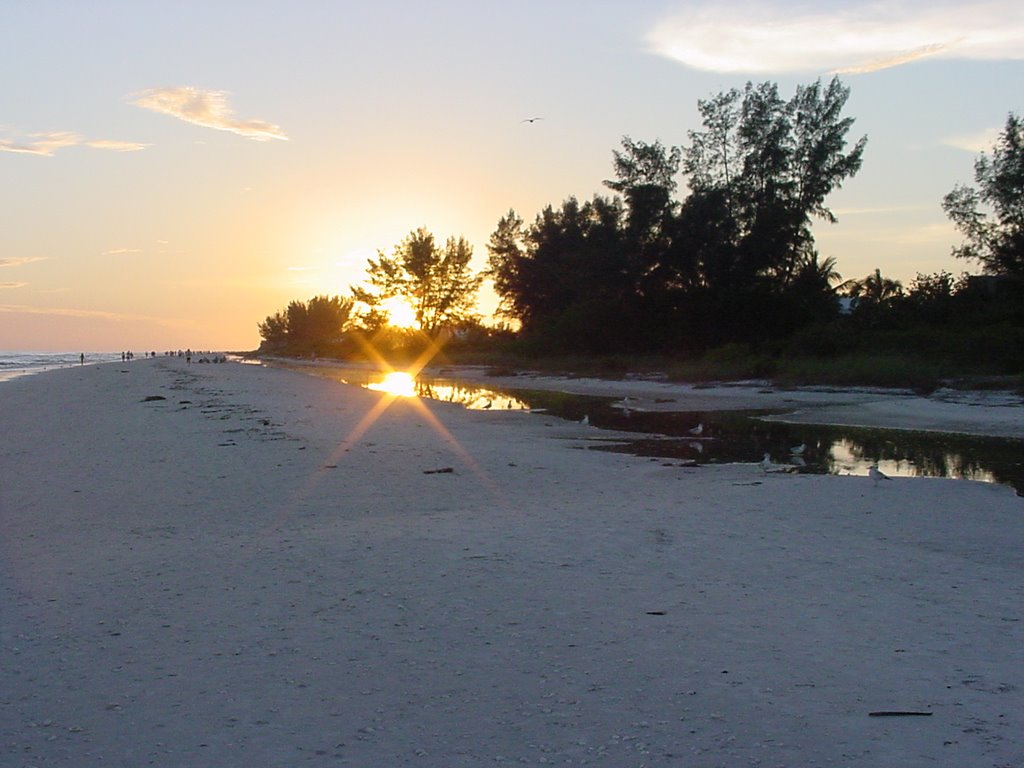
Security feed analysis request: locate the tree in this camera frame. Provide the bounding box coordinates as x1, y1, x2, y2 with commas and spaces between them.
352, 227, 482, 334
486, 197, 633, 349
604, 136, 681, 248
488, 77, 865, 351
486, 209, 527, 320
258, 295, 353, 352
943, 112, 1024, 279
681, 77, 866, 289
257, 310, 288, 347
842, 268, 904, 318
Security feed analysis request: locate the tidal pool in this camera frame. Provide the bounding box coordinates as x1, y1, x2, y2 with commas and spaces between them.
276, 361, 1024, 496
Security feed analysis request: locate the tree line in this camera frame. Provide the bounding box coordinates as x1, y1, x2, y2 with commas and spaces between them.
260, 78, 1024, 366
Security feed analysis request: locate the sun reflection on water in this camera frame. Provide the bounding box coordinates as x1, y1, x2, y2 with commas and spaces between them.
264, 359, 1023, 494
366, 371, 417, 398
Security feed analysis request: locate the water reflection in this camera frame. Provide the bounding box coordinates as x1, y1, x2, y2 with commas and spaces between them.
414, 380, 531, 411
273, 361, 1024, 496
366, 371, 417, 397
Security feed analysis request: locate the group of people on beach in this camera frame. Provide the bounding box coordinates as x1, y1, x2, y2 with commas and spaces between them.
77, 349, 228, 366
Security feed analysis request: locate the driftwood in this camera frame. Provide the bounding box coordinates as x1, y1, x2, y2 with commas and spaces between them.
423, 467, 455, 475
868, 711, 933, 717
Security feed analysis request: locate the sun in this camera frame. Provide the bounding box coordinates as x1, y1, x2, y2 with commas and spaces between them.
381, 296, 419, 329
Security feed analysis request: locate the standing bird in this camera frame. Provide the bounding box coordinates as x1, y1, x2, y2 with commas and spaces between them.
689, 423, 703, 437
580, 415, 590, 426
868, 465, 891, 486
759, 453, 773, 473
790, 443, 806, 455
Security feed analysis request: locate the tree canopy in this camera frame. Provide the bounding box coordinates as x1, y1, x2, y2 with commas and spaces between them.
352, 228, 482, 334
488, 76, 866, 351
257, 80, 1023, 372
258, 295, 353, 353
943, 112, 1024, 280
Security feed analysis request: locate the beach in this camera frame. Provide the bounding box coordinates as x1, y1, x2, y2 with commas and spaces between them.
1, 357, 1022, 767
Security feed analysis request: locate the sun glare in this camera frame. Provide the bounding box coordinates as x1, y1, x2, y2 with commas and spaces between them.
381, 296, 419, 329
367, 371, 417, 398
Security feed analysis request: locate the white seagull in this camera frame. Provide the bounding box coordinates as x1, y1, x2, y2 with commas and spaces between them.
790, 443, 806, 455
580, 415, 590, 426
759, 453, 773, 473
868, 465, 890, 486
689, 423, 703, 437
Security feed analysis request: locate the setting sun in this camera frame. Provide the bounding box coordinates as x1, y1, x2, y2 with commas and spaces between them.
381, 296, 420, 329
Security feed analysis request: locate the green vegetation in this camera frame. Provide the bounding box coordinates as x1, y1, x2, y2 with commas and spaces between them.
257, 86, 1024, 389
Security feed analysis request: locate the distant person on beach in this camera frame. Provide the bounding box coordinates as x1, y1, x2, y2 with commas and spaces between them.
80, 353, 84, 365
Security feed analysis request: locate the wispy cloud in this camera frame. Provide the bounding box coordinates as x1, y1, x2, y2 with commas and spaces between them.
0, 131, 81, 157
85, 139, 149, 152
832, 205, 930, 216
647, 2, 1024, 74
0, 303, 171, 324
0, 256, 46, 268
941, 127, 1001, 153
102, 247, 144, 256
0, 282, 27, 289
0, 130, 147, 157
132, 86, 288, 142
860, 222, 958, 245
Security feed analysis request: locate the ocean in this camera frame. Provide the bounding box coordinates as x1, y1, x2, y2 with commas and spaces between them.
0, 351, 127, 383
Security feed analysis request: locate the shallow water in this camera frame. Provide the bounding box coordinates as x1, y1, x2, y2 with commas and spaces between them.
276, 362, 1024, 496
0, 351, 125, 383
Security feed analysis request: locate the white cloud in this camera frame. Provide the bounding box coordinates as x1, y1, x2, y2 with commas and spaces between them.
0, 282, 27, 289
102, 248, 144, 256
132, 86, 288, 142
647, 2, 1024, 74
0, 131, 148, 156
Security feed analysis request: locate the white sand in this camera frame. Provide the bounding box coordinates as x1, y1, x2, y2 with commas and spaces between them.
2, 358, 1022, 767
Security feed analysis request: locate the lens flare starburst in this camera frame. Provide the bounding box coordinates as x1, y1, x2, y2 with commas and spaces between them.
283, 329, 501, 518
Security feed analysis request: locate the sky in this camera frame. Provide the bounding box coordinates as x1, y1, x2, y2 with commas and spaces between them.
1, 0, 1022, 352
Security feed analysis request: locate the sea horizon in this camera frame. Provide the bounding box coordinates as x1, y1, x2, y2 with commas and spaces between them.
0, 351, 127, 383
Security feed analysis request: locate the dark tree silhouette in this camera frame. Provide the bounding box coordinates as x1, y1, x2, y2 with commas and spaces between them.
488, 77, 865, 351
681, 77, 866, 294
258, 295, 353, 353
943, 112, 1024, 280
352, 228, 482, 334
